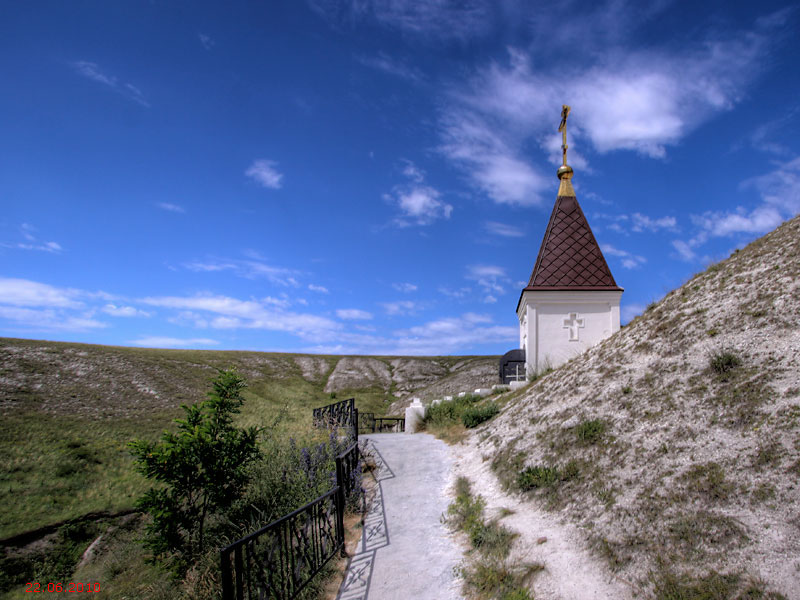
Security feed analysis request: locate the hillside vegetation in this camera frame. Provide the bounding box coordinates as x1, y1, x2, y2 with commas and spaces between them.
473, 215, 800, 598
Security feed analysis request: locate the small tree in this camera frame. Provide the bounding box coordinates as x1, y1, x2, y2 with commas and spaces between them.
130, 369, 260, 573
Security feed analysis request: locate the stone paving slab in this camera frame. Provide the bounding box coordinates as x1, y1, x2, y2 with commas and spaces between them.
337, 433, 463, 600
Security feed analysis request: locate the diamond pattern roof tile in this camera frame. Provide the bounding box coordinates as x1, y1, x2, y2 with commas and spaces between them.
524, 194, 622, 291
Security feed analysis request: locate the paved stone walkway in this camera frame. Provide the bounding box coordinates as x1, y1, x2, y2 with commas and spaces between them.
337, 433, 463, 600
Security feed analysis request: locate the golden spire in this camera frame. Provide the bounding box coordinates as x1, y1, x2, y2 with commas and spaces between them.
556, 104, 575, 197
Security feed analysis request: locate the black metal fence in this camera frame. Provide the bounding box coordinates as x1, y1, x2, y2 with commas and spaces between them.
312, 397, 358, 441
358, 413, 405, 433
221, 443, 361, 600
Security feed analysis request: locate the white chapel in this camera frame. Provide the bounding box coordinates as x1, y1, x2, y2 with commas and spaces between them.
515, 106, 622, 376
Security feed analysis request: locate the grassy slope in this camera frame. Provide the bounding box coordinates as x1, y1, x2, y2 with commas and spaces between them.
478, 215, 800, 597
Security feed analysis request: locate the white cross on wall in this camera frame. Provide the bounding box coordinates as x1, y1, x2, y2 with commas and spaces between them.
563, 312, 585, 341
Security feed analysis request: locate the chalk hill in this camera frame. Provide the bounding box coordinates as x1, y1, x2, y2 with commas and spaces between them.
0, 340, 497, 421
477, 216, 800, 597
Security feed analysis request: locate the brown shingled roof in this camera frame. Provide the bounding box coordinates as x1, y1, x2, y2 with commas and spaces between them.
524, 194, 622, 291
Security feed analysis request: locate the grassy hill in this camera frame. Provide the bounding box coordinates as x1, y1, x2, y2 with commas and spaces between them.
0, 341, 497, 540
472, 215, 800, 598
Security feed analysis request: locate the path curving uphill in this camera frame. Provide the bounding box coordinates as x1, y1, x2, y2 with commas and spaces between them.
337, 433, 463, 600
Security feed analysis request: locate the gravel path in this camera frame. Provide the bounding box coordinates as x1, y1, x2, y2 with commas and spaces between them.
337, 433, 464, 600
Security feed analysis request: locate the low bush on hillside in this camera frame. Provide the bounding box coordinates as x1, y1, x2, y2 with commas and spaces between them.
518, 460, 580, 491
463, 403, 500, 428
575, 419, 606, 444
708, 349, 741, 376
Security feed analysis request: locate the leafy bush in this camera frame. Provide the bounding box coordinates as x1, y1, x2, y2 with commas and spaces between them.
575, 419, 606, 444
129, 369, 261, 574
463, 403, 500, 428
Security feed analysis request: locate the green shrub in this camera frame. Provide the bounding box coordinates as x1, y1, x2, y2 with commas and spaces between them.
518, 466, 559, 490
463, 403, 500, 428
129, 369, 261, 574
709, 349, 741, 375
425, 394, 481, 427
518, 461, 579, 491
575, 419, 606, 444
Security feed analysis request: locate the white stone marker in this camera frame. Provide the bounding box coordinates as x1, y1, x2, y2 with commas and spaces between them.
492, 384, 510, 392
405, 397, 426, 434
457, 391, 467, 398
474, 388, 493, 397
509, 381, 528, 390
443, 395, 453, 402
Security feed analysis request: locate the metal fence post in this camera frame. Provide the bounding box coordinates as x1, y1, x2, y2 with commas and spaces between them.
334, 456, 346, 556
353, 407, 359, 443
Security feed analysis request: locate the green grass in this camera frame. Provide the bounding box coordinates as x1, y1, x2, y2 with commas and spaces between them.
651, 569, 787, 600
444, 477, 541, 600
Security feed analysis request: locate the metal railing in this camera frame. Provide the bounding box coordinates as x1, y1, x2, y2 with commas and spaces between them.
358, 413, 405, 433
221, 443, 361, 600
312, 397, 358, 441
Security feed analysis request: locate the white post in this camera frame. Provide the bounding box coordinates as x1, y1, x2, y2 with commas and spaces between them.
404, 397, 426, 434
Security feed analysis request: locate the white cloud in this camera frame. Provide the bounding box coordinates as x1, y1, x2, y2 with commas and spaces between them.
671, 239, 698, 262
600, 244, 647, 269
673, 155, 800, 261
102, 304, 150, 318
198, 33, 215, 50
308, 284, 329, 293
385, 160, 452, 226
439, 109, 548, 206
387, 186, 452, 226
401, 161, 425, 183
483, 295, 497, 304
0, 306, 106, 331
356, 52, 423, 82
381, 300, 418, 316
2, 224, 62, 253
485, 221, 524, 237
692, 205, 785, 237
436, 7, 778, 203
465, 264, 510, 294
140, 293, 341, 339
309, 0, 495, 42
71, 61, 149, 107
438, 286, 471, 299
245, 159, 283, 189
157, 202, 185, 213
0, 277, 82, 308
630, 213, 677, 233
131, 336, 219, 348
336, 309, 373, 320
184, 258, 300, 286
392, 282, 418, 293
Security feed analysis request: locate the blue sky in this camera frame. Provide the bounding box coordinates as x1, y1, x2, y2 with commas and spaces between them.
1, 1, 799, 356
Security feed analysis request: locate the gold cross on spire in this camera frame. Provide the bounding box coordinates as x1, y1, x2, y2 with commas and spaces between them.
558, 104, 571, 166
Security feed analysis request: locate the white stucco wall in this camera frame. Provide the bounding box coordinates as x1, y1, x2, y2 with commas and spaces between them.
518, 290, 621, 374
